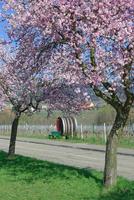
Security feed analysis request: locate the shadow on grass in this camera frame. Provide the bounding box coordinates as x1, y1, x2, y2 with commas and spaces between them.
99, 184, 134, 200
0, 151, 133, 200
0, 151, 102, 185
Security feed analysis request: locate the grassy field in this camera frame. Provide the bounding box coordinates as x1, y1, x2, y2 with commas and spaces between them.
15, 133, 134, 149
0, 131, 134, 149
0, 151, 134, 200
31, 134, 134, 149
64, 135, 134, 149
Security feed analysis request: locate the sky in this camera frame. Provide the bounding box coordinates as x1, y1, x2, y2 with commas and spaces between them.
0, 21, 8, 39
0, 2, 9, 40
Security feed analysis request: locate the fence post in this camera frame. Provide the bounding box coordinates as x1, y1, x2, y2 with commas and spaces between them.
71, 125, 74, 138
80, 124, 83, 139
104, 123, 107, 143
93, 124, 95, 134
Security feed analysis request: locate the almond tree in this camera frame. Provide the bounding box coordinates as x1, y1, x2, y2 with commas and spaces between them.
0, 42, 90, 157
0, 45, 43, 156
1, 0, 134, 187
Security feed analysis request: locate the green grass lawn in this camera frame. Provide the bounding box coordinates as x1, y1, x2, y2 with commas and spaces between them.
1, 132, 134, 149
16, 133, 134, 149
0, 151, 134, 200
64, 135, 134, 149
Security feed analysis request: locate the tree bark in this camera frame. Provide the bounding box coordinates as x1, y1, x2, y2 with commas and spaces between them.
103, 109, 130, 188
8, 113, 20, 157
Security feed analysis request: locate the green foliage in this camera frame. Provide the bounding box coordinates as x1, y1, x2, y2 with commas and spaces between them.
0, 151, 134, 200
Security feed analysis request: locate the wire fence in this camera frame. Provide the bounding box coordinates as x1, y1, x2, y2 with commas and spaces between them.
0, 124, 133, 137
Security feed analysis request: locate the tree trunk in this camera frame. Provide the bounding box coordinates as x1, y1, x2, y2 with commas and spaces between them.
8, 113, 20, 157
103, 110, 129, 188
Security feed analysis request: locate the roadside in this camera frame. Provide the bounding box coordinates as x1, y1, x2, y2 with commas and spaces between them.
0, 131, 134, 149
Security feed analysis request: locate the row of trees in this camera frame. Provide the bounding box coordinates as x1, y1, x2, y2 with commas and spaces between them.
0, 0, 133, 188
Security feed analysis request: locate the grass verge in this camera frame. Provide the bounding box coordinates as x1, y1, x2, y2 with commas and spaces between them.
0, 131, 134, 149
0, 151, 134, 200
1, 132, 134, 149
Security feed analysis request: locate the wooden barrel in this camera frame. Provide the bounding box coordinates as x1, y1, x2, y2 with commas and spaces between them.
56, 117, 77, 136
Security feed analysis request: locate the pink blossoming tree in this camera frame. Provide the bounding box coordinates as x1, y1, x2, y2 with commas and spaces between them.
0, 41, 90, 157
1, 0, 134, 187
0, 44, 44, 156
